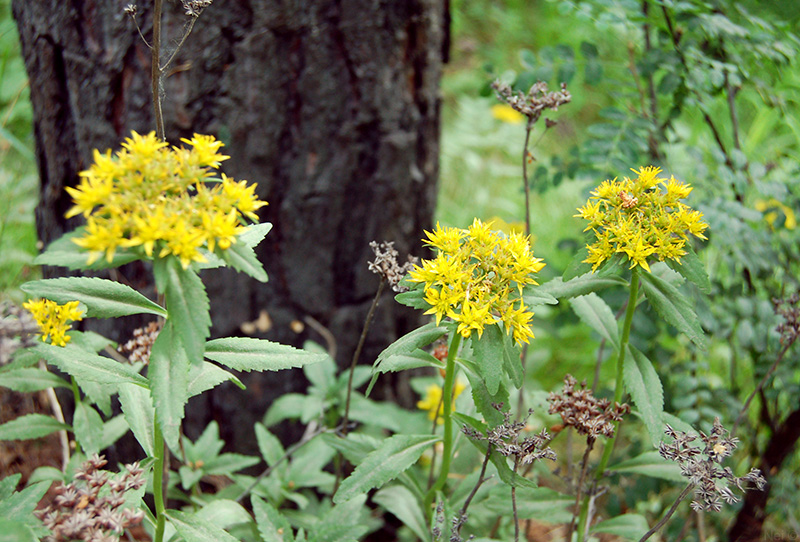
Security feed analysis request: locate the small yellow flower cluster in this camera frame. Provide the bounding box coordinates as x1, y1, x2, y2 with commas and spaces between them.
66, 131, 267, 268
417, 381, 467, 424
23, 299, 84, 347
575, 166, 708, 273
409, 219, 545, 345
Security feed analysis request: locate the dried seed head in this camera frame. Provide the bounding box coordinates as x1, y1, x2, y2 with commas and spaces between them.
368, 241, 418, 292
547, 375, 629, 440
492, 80, 571, 124
118, 321, 160, 364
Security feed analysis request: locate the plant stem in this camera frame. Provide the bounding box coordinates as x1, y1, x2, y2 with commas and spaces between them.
639, 483, 694, 542
569, 437, 596, 542
512, 455, 521, 542
576, 267, 640, 540
152, 420, 167, 542
151, 0, 165, 140
424, 332, 462, 513
516, 119, 534, 419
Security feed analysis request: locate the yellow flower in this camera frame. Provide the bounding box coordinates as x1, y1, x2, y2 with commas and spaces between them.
576, 166, 708, 273
23, 299, 84, 347
67, 131, 267, 268
491, 104, 525, 124
409, 219, 544, 345
754, 198, 797, 230
417, 380, 467, 424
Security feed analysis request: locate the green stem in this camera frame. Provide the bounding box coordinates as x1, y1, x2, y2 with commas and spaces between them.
576, 267, 640, 540
423, 332, 462, 514
153, 420, 167, 542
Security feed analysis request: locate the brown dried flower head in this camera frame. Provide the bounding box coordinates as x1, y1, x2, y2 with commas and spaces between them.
659, 418, 766, 512
463, 404, 557, 465
36, 454, 145, 542
492, 80, 572, 124
774, 292, 800, 346
118, 321, 161, 365
547, 374, 630, 440
368, 240, 418, 293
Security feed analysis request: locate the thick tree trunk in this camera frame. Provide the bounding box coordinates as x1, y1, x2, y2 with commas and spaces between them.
13, 0, 445, 451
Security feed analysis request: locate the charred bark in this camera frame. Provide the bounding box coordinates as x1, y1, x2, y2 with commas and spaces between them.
14, 0, 446, 452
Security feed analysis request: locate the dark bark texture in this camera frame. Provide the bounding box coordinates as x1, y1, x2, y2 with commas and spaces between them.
728, 404, 800, 542
13, 0, 445, 452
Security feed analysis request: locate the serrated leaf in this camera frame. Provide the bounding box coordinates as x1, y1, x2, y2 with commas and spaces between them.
21, 277, 166, 318
149, 320, 189, 452
119, 383, 155, 456
608, 451, 683, 482
73, 402, 104, 455
255, 423, 285, 467
460, 357, 508, 428
372, 349, 443, 374
666, 244, 711, 294
204, 338, 327, 373
0, 520, 38, 542
640, 270, 707, 349
188, 361, 245, 397
33, 342, 148, 389
569, 293, 620, 349
502, 334, 523, 389
333, 434, 439, 504
0, 368, 69, 392
521, 284, 558, 306
204, 453, 260, 475
220, 238, 269, 282
538, 273, 627, 301
0, 480, 50, 520
0, 474, 21, 501
592, 513, 650, 541
394, 286, 428, 310
470, 324, 505, 395
623, 346, 664, 447
368, 323, 448, 395
154, 256, 210, 365
263, 393, 307, 426
99, 414, 129, 450
313, 494, 369, 542
167, 509, 240, 542
373, 486, 429, 542
562, 246, 592, 281
0, 414, 69, 441
239, 222, 273, 248
194, 499, 252, 529
34, 228, 139, 271
252, 495, 295, 542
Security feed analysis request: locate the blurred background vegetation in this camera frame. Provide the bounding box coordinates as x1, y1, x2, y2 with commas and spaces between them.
1, 0, 798, 538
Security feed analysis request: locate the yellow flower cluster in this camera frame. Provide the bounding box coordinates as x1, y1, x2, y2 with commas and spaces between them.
23, 299, 84, 347
575, 166, 708, 273
66, 131, 267, 268
409, 219, 545, 345
417, 381, 467, 424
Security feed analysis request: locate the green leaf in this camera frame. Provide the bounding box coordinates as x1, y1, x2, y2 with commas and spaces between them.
252, 495, 295, 542
118, 383, 155, 456
372, 349, 443, 374
204, 453, 261, 475
255, 423, 285, 467
0, 368, 69, 392
154, 256, 211, 366
21, 277, 166, 318
0, 521, 38, 542
569, 293, 620, 349
0, 474, 21, 501
639, 270, 707, 349
562, 246, 592, 281
608, 451, 684, 482
373, 485, 429, 542
333, 434, 439, 504
470, 324, 505, 395
188, 361, 245, 397
460, 357, 508, 428
220, 237, 269, 282
521, 284, 558, 306
239, 222, 273, 248
623, 346, 664, 447
167, 509, 240, 542
34, 228, 139, 271
312, 494, 370, 542
0, 480, 50, 521
204, 338, 327, 373
666, 244, 711, 294
99, 414, 129, 450
484, 486, 572, 521
368, 323, 448, 395
73, 402, 104, 455
592, 513, 650, 541
193, 499, 252, 530
0, 414, 69, 441
501, 333, 523, 389
538, 273, 627, 301
149, 320, 190, 451
34, 343, 148, 388
394, 285, 428, 310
